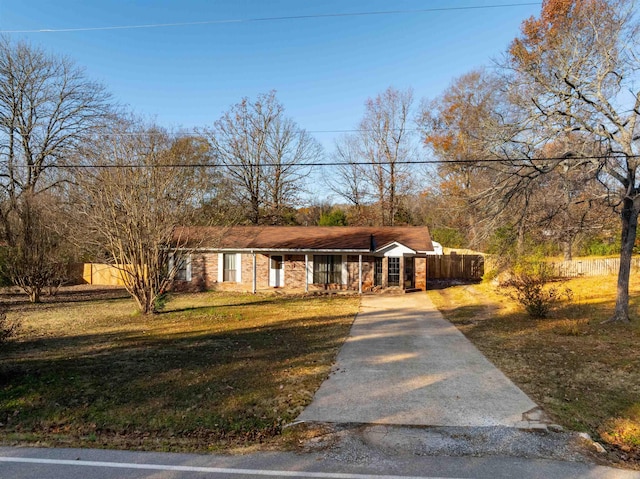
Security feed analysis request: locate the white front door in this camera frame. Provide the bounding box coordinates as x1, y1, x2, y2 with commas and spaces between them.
269, 255, 284, 287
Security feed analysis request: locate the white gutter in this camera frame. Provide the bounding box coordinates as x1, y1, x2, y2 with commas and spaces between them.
173, 247, 371, 254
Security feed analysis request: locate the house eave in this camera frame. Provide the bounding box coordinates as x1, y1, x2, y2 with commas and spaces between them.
172, 247, 372, 254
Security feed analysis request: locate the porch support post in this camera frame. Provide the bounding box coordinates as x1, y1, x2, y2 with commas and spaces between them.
252, 252, 257, 294
358, 254, 362, 294
305, 254, 309, 293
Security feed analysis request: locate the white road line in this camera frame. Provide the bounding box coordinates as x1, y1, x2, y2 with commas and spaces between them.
0, 456, 461, 479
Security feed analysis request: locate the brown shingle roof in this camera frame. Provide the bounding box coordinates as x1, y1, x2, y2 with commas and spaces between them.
174, 226, 433, 253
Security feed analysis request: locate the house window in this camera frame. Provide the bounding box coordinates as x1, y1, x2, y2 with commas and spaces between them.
388, 257, 400, 286
171, 253, 192, 282
374, 257, 383, 286
223, 253, 236, 282
313, 255, 342, 284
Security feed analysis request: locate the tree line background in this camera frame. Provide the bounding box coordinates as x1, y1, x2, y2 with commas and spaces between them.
0, 0, 638, 319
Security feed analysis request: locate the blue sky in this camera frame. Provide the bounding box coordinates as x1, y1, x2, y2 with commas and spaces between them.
0, 1, 540, 138
0, 1, 540, 200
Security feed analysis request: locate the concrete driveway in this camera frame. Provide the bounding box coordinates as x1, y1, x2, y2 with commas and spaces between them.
297, 293, 541, 427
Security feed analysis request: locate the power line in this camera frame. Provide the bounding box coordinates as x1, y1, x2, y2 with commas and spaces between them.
1, 3, 541, 34
24, 154, 639, 169
86, 128, 425, 137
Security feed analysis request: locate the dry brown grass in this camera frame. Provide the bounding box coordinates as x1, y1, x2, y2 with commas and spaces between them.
429, 274, 640, 467
0, 289, 359, 452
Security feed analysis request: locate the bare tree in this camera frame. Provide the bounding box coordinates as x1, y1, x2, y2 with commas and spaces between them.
2, 191, 70, 302
420, 59, 620, 262
206, 91, 321, 225
74, 120, 206, 314
327, 135, 371, 224
0, 36, 111, 301
329, 87, 418, 226
505, 0, 640, 321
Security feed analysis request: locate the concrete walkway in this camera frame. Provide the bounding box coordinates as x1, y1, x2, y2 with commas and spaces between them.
297, 293, 539, 427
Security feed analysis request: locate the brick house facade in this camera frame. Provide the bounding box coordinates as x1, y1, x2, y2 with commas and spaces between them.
171, 226, 434, 293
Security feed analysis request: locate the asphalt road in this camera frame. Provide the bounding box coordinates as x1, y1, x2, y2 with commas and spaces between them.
1, 446, 639, 479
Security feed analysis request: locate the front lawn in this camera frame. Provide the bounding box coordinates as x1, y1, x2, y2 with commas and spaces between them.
428, 275, 640, 467
0, 290, 359, 451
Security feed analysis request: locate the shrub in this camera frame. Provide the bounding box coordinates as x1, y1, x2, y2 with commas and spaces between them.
318, 209, 347, 226
500, 262, 572, 318
579, 237, 620, 256
0, 308, 19, 343
153, 291, 169, 312
431, 227, 466, 249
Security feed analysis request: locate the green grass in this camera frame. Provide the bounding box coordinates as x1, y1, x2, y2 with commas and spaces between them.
428, 275, 640, 466
0, 291, 360, 452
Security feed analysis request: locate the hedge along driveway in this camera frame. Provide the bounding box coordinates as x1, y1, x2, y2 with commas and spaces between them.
0, 290, 360, 451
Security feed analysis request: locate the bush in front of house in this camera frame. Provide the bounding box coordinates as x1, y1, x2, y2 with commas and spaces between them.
500, 261, 572, 319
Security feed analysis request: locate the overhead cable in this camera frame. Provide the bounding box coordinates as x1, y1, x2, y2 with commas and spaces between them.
2, 3, 542, 34
13, 154, 638, 169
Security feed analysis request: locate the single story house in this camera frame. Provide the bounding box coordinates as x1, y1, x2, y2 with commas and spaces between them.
170, 226, 434, 293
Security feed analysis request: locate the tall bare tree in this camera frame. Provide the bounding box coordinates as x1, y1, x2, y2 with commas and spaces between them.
74, 120, 207, 314
327, 135, 372, 224
505, 0, 640, 321
206, 91, 321, 225
0, 37, 111, 300
330, 87, 418, 226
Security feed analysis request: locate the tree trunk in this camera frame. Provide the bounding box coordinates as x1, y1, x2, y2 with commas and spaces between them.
137, 295, 155, 315
516, 221, 526, 257
611, 197, 638, 322
29, 287, 41, 304
562, 239, 573, 261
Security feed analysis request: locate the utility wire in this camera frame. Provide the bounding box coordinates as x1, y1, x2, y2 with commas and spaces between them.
85, 128, 425, 137
23, 154, 640, 169
1, 3, 541, 34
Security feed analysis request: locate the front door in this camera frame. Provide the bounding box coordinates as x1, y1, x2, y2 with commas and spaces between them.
374, 257, 383, 286
404, 257, 415, 289
269, 255, 284, 287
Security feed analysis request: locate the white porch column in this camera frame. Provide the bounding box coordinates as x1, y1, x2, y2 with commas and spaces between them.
358, 254, 362, 294
305, 254, 309, 293
341, 254, 348, 286
252, 252, 257, 294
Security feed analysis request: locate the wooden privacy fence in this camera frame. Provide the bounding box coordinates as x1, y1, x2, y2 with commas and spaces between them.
548, 257, 640, 278
68, 263, 128, 286
426, 254, 485, 280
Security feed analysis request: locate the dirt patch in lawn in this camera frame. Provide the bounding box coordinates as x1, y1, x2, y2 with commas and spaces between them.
428, 274, 640, 469
0, 290, 360, 452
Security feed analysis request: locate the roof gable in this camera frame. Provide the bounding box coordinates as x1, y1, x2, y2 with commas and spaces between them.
375, 241, 417, 256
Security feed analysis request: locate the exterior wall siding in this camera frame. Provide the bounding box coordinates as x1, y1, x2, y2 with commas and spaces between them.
346, 255, 375, 291
284, 254, 306, 289
415, 257, 427, 290
171, 251, 430, 293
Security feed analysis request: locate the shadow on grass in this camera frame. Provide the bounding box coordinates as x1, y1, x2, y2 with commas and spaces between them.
426, 279, 481, 290
432, 285, 640, 464
162, 298, 288, 314
0, 287, 131, 311
0, 303, 357, 447
162, 292, 325, 314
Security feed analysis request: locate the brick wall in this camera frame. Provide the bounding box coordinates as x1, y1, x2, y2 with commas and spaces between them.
284, 254, 306, 289
255, 254, 270, 288
346, 255, 375, 291
171, 251, 429, 293
415, 257, 427, 290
